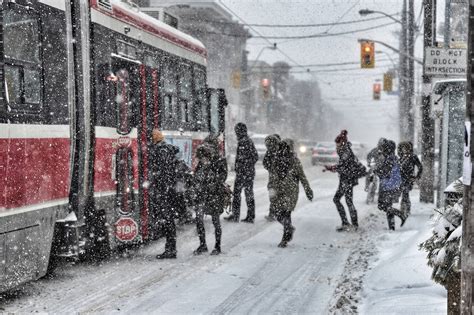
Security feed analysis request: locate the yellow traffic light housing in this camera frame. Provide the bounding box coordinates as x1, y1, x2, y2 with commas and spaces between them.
383, 73, 393, 92
361, 41, 375, 68
373, 83, 381, 100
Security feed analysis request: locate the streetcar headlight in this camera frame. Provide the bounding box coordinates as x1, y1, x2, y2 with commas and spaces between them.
299, 145, 307, 153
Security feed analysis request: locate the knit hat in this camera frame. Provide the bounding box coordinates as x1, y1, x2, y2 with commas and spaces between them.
335, 130, 348, 144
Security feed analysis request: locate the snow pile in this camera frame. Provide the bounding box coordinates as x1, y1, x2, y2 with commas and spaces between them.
360, 199, 447, 314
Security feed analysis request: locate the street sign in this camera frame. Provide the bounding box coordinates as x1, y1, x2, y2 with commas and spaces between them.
115, 217, 138, 241
424, 47, 467, 76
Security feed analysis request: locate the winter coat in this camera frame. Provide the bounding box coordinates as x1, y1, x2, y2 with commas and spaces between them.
375, 153, 401, 205
149, 141, 178, 215
399, 154, 422, 189
335, 142, 359, 186
193, 156, 228, 215
263, 134, 280, 189
235, 135, 258, 182
272, 143, 313, 213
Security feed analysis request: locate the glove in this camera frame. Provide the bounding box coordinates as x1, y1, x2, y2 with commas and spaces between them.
306, 188, 314, 201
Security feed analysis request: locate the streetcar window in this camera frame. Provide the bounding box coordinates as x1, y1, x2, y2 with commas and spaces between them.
4, 8, 39, 64
116, 69, 132, 135
210, 92, 219, 134
194, 69, 208, 131
3, 4, 41, 111
4, 66, 21, 104
117, 40, 137, 60
24, 68, 40, 104
161, 60, 178, 128
178, 64, 192, 125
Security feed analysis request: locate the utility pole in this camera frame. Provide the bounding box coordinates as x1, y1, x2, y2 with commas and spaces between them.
407, 0, 415, 144
462, 2, 474, 313
399, 0, 408, 142
420, 0, 436, 203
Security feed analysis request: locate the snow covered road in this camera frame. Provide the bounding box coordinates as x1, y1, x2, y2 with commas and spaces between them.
0, 164, 444, 314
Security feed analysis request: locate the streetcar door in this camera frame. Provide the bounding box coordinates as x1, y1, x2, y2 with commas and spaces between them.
111, 58, 139, 218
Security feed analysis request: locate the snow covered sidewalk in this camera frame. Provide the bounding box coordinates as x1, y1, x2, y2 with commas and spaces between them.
360, 195, 447, 314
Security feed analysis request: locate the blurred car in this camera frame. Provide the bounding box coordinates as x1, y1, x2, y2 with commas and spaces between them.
296, 139, 317, 157
250, 134, 267, 160
312, 142, 338, 165
351, 141, 368, 160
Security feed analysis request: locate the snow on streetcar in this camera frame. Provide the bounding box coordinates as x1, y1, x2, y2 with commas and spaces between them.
0, 0, 227, 292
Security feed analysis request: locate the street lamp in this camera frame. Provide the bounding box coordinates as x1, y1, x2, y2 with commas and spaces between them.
358, 9, 403, 25
249, 43, 277, 71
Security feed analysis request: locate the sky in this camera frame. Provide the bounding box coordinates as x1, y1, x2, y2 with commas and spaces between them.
220, 0, 435, 145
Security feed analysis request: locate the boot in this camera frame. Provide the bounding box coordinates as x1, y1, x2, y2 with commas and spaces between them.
265, 214, 276, 222
224, 214, 239, 222
194, 234, 208, 255
242, 217, 254, 223
193, 244, 208, 255
278, 240, 288, 248
288, 226, 296, 242
210, 246, 221, 255
156, 251, 177, 259
336, 222, 351, 232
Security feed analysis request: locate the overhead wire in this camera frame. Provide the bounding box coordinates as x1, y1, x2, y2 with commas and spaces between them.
187, 12, 400, 28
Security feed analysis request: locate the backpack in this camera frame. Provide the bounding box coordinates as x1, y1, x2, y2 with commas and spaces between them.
381, 160, 402, 191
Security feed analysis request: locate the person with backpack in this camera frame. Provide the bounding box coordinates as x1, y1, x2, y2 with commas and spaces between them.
325, 130, 365, 232
272, 139, 313, 247
263, 134, 281, 222
398, 141, 423, 216
149, 129, 179, 259
192, 143, 228, 255
225, 123, 259, 223
375, 139, 407, 230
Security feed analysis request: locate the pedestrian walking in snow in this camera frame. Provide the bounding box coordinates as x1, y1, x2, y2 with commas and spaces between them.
375, 139, 407, 230
325, 130, 365, 232
192, 143, 228, 255
263, 134, 282, 222
272, 139, 313, 248
225, 123, 259, 223
398, 141, 423, 216
149, 129, 179, 259
365, 138, 386, 204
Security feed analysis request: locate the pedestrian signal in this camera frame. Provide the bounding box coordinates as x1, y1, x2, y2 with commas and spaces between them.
383, 73, 393, 92
373, 83, 381, 100
361, 41, 375, 69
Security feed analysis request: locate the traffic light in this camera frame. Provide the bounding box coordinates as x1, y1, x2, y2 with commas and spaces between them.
360, 41, 375, 68
383, 73, 393, 92
261, 78, 270, 99
373, 83, 381, 100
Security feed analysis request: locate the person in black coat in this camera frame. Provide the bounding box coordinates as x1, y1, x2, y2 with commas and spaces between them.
225, 123, 259, 223
398, 141, 423, 215
149, 129, 179, 259
375, 139, 407, 230
263, 134, 281, 222
193, 143, 228, 255
325, 130, 360, 231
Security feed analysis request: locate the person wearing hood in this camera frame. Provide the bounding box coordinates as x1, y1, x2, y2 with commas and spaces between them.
263, 134, 281, 221
325, 130, 360, 232
225, 123, 259, 223
375, 139, 407, 230
397, 141, 422, 216
272, 139, 313, 247
149, 129, 179, 259
192, 143, 228, 255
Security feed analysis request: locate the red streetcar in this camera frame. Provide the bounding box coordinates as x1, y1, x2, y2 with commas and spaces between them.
0, 0, 227, 292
